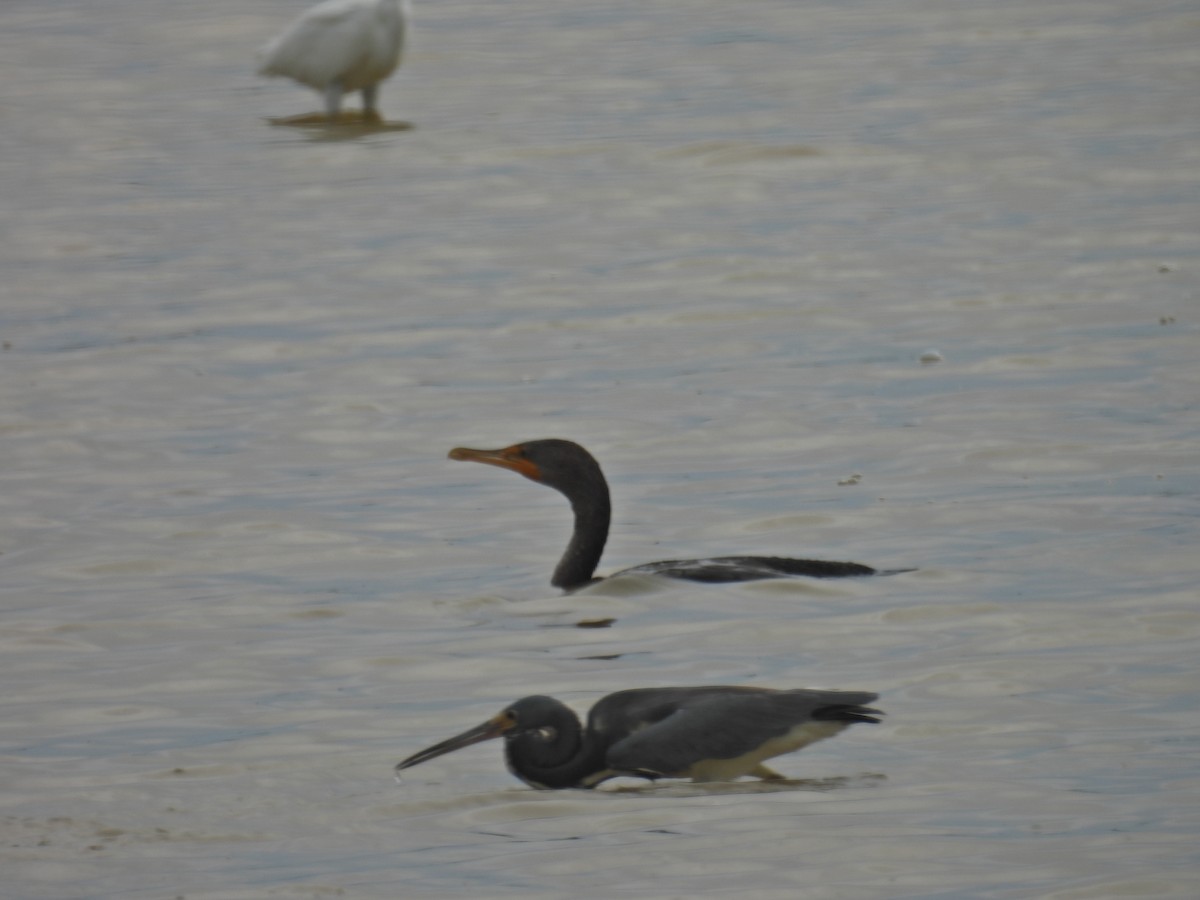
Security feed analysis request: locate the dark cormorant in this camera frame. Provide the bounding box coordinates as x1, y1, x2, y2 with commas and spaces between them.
449, 439, 885, 591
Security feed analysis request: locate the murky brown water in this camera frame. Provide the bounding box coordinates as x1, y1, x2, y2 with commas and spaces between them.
3, 0, 1198, 897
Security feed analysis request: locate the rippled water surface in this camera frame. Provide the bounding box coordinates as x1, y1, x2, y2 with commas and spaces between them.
3, 1, 1198, 897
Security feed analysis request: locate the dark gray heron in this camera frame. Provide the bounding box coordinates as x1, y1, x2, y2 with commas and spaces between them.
396, 685, 883, 789
448, 439, 895, 591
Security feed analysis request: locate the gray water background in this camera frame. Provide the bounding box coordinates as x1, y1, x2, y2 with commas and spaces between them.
2, 0, 1198, 897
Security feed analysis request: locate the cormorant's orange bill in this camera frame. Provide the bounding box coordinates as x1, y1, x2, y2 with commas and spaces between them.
448, 445, 542, 482
396, 711, 515, 772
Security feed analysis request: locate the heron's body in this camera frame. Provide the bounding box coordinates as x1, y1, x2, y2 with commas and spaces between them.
676, 719, 850, 783
258, 0, 408, 121
396, 685, 883, 789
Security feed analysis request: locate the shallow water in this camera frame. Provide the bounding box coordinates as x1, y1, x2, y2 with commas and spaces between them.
2, 0, 1199, 897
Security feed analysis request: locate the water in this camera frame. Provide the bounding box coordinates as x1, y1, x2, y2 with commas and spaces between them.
2, 0, 1198, 897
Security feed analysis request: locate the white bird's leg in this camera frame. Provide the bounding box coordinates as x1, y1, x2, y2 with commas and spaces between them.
361, 84, 381, 123
323, 81, 344, 120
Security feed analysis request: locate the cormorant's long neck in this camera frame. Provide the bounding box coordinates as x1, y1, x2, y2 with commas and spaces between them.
551, 479, 611, 591
504, 711, 609, 789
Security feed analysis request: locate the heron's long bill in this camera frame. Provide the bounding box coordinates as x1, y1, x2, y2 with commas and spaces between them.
395, 713, 511, 773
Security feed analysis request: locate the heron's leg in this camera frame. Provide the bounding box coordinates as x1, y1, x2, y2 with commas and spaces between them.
361, 84, 382, 123
323, 81, 344, 120
750, 764, 786, 781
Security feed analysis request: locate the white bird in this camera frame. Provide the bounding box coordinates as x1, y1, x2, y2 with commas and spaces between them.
258, 0, 409, 122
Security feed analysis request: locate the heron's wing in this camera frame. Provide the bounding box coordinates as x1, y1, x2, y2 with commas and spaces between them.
586, 687, 767, 739
601, 688, 880, 777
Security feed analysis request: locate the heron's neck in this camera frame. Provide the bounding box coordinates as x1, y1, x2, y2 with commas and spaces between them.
504, 713, 609, 790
